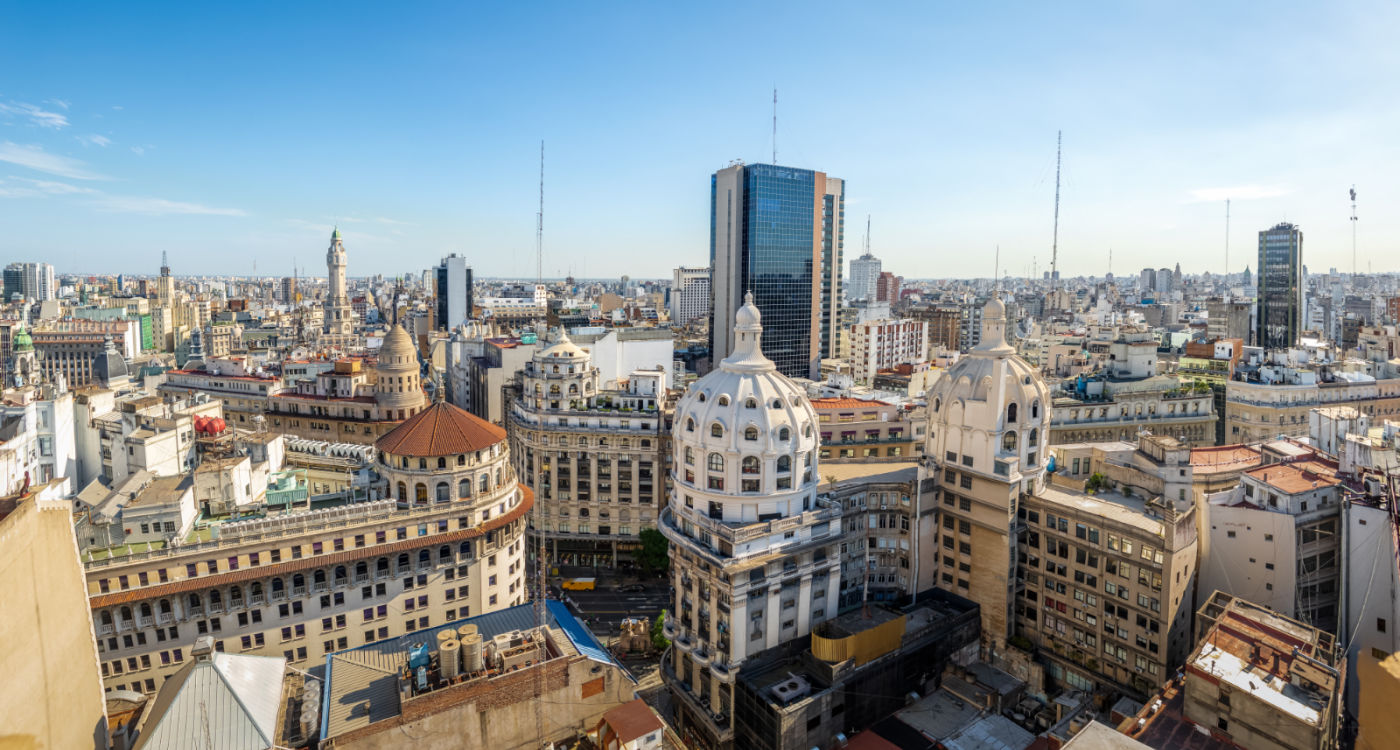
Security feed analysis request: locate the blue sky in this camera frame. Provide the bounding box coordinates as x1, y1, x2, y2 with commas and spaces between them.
1, 1, 1396, 280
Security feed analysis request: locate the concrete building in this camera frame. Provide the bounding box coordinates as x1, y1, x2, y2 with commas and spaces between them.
1257, 222, 1305, 349
671, 266, 711, 327
434, 253, 473, 330
660, 293, 842, 749
825, 466, 937, 607
710, 163, 843, 379
1207, 299, 1253, 344
1121, 591, 1341, 750
323, 229, 355, 338
925, 297, 1052, 652
912, 305, 961, 352
875, 271, 901, 304
848, 249, 880, 303
32, 319, 138, 387
1225, 373, 1400, 444
509, 330, 666, 567
849, 318, 928, 386
3, 260, 56, 301
81, 398, 531, 695
811, 397, 917, 462
1049, 382, 1215, 447
318, 601, 637, 749
0, 482, 111, 750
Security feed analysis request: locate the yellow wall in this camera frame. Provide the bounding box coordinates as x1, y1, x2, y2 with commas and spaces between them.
1356, 650, 1400, 750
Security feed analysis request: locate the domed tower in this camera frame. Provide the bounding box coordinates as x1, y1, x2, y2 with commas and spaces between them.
925, 296, 1051, 654
522, 329, 598, 411
660, 292, 840, 748
375, 324, 425, 421
9, 324, 38, 387
323, 228, 354, 336
93, 334, 130, 390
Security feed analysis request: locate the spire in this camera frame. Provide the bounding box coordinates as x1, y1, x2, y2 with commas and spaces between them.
974, 297, 1015, 356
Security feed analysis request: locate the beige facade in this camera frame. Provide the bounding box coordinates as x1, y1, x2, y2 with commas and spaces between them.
826, 467, 936, 608
1049, 387, 1215, 447
0, 484, 110, 750
813, 397, 916, 462
1226, 376, 1400, 443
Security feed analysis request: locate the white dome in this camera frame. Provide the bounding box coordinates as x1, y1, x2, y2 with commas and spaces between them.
670, 295, 820, 522
926, 298, 1050, 484
538, 328, 588, 361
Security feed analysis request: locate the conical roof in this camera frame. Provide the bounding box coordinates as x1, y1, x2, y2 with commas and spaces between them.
375, 400, 506, 457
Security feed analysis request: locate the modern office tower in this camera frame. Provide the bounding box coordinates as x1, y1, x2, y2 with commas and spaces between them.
3, 261, 56, 302
1257, 222, 1304, 349
670, 266, 711, 326
710, 162, 843, 379
1155, 267, 1174, 296
848, 249, 880, 303
508, 331, 665, 567
661, 294, 841, 749
323, 228, 355, 336
435, 253, 473, 330
1138, 267, 1154, 294
925, 297, 1051, 651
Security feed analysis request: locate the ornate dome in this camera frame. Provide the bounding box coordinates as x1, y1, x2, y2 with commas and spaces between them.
926, 294, 1050, 484
538, 329, 587, 361
376, 324, 424, 411
12, 325, 32, 352
94, 334, 129, 387
670, 292, 820, 522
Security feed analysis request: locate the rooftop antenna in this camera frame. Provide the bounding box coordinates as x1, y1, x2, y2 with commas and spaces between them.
994, 245, 1000, 291
1225, 199, 1231, 283
536, 140, 544, 284
1051, 130, 1062, 289
772, 88, 778, 164
1350, 185, 1358, 284
864, 214, 871, 255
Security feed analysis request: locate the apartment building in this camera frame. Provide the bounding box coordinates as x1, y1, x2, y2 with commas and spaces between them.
1016, 480, 1199, 699
1226, 373, 1400, 443
81, 399, 531, 695
825, 466, 936, 608
508, 331, 666, 567
811, 397, 916, 461
849, 318, 927, 386
1049, 383, 1215, 447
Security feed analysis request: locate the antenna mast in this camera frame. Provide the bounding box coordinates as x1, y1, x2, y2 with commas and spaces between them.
1350, 185, 1358, 284
772, 88, 778, 164
864, 214, 871, 255
537, 141, 544, 285
1051, 130, 1062, 289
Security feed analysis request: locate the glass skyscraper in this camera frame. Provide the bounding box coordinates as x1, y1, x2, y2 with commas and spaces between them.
1256, 222, 1303, 349
709, 163, 843, 379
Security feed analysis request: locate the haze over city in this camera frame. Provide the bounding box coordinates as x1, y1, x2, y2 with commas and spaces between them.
3, 1, 1398, 278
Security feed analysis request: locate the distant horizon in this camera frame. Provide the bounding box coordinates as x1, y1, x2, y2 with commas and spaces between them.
3, 3, 1397, 278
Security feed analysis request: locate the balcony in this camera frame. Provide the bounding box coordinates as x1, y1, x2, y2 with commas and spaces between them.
292, 586, 306, 597
663, 615, 679, 640
710, 659, 735, 683
187, 605, 204, 618
691, 644, 712, 666
157, 612, 174, 625
354, 573, 370, 584
98, 623, 114, 635
138, 616, 154, 628
207, 603, 224, 615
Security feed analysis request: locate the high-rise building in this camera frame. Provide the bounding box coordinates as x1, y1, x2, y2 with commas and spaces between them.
1257, 222, 1304, 349
3, 264, 24, 301
279, 275, 297, 305
925, 298, 1051, 651
3, 261, 56, 302
876, 270, 902, 303
849, 318, 928, 385
434, 253, 473, 330
157, 252, 174, 306
848, 250, 881, 303
710, 163, 843, 379
661, 294, 841, 749
670, 266, 711, 326
323, 228, 354, 336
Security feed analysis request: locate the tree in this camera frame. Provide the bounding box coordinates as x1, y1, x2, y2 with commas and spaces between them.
1086, 472, 1106, 494
638, 527, 669, 575
652, 610, 670, 650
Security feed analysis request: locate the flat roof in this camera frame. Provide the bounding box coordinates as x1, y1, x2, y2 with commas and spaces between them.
894, 689, 981, 742
1192, 644, 1319, 724
1189, 445, 1261, 475
1244, 461, 1339, 494
1035, 484, 1164, 535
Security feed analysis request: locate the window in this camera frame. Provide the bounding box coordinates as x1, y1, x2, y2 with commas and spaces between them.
710, 423, 724, 438
707, 453, 724, 472
744, 426, 758, 440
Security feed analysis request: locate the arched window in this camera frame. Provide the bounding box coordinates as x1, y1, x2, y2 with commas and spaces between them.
803, 424, 812, 438
396, 482, 407, 500
436, 482, 450, 503
459, 479, 471, 497
1007, 403, 1018, 423
711, 423, 724, 438
459, 541, 472, 557
742, 456, 760, 475
458, 454, 466, 466
396, 553, 410, 570
778, 427, 791, 441
744, 426, 758, 441
376, 558, 389, 574
101, 611, 113, 626
355, 561, 368, 578
228, 585, 242, 603
439, 545, 452, 564
158, 599, 173, 614
745, 398, 757, 408
569, 383, 578, 394
188, 593, 202, 609
1031, 400, 1040, 419
271, 578, 284, 593
437, 457, 447, 469
686, 417, 695, 432
418, 549, 431, 567
208, 590, 222, 605
777, 455, 792, 473
1029, 428, 1039, 447
771, 399, 782, 409
479, 474, 489, 493
934, 398, 941, 412
415, 483, 428, 503
707, 453, 724, 472
684, 447, 694, 465
313, 569, 326, 585
419, 458, 427, 470
697, 392, 707, 402
139, 602, 152, 617
1002, 431, 1018, 452
718, 395, 730, 406
120, 605, 132, 622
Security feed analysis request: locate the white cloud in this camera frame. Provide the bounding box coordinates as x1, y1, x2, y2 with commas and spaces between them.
0, 101, 69, 128
45, 99, 70, 110
93, 195, 247, 216
112, 105, 123, 111
0, 176, 99, 198
0, 141, 108, 180
1187, 184, 1293, 202
77, 134, 112, 147
375, 216, 413, 226
130, 145, 145, 155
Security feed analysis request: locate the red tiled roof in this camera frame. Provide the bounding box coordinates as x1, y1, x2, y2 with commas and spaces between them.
88, 486, 533, 608
598, 699, 663, 743
811, 398, 890, 409
375, 400, 507, 457
1246, 462, 1339, 494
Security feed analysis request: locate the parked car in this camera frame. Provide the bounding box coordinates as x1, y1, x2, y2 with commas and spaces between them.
618, 583, 646, 593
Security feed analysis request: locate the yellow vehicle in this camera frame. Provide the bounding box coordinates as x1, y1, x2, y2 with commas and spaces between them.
561, 577, 596, 591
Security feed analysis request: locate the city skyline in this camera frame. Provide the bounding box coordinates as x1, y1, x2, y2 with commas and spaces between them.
2, 2, 1398, 279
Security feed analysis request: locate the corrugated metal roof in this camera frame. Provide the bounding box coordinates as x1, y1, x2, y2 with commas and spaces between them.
133, 652, 285, 750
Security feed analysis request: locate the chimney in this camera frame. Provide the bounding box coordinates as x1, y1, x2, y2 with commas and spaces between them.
193, 635, 216, 661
